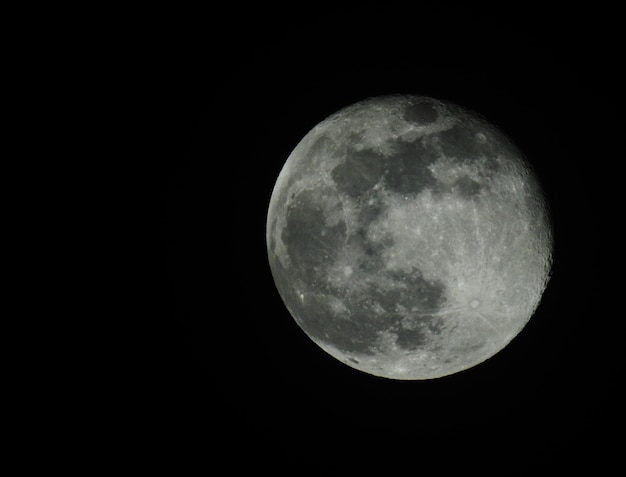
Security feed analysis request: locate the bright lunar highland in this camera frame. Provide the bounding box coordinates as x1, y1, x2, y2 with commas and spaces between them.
266, 95, 553, 379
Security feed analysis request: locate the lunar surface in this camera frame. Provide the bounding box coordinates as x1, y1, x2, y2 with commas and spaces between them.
266, 95, 553, 380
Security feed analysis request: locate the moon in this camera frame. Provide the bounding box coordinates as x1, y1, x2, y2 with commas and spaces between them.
266, 95, 553, 380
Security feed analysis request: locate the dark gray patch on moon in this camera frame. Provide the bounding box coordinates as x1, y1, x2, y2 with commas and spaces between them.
296, 293, 386, 355
356, 192, 386, 224
437, 125, 497, 160
394, 327, 428, 350
308, 133, 335, 158
377, 268, 447, 313
403, 101, 438, 124
383, 140, 438, 195
331, 148, 384, 198
310, 302, 380, 355
452, 175, 483, 198
392, 312, 446, 351
348, 269, 447, 353
348, 233, 388, 275
350, 210, 389, 270
289, 261, 448, 356
281, 189, 346, 284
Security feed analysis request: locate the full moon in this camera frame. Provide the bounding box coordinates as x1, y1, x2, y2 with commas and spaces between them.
266, 95, 553, 380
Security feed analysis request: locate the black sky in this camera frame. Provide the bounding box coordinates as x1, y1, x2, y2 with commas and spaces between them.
160, 4, 623, 473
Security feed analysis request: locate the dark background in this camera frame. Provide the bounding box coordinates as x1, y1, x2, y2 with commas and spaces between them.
159, 3, 623, 473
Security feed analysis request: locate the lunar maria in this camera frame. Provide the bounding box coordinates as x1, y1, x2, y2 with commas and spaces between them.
266, 95, 553, 380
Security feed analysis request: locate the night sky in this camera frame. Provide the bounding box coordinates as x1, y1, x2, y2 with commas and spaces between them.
159, 3, 623, 473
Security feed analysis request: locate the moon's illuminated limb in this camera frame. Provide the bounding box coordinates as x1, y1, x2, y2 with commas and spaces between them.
267, 94, 553, 380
